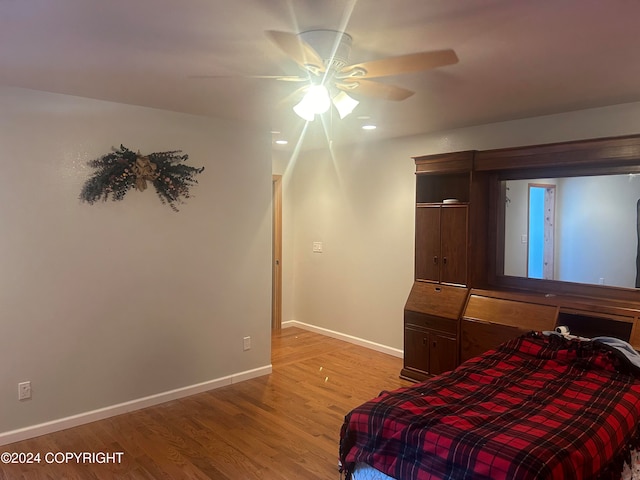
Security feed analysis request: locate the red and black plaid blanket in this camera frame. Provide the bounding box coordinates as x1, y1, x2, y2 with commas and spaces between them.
340, 332, 640, 480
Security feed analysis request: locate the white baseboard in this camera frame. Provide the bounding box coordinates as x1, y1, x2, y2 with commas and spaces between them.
2, 324, 401, 445
282, 320, 403, 358
0, 364, 272, 447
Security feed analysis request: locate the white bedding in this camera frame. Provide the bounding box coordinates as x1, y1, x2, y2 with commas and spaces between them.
351, 463, 394, 480
350, 452, 640, 480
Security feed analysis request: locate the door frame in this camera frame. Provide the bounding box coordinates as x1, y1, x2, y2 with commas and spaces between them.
527, 183, 555, 280
272, 175, 282, 331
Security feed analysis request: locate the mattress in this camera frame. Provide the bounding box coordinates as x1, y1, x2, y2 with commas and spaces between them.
352, 456, 640, 480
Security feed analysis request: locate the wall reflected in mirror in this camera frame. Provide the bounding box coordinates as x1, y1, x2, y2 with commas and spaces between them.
503, 174, 640, 288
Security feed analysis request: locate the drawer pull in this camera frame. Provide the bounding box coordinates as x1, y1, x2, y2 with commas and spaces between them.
433, 256, 439, 264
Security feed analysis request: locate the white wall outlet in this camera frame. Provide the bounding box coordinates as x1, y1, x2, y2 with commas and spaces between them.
599, 277, 605, 285
243, 336, 251, 351
521, 234, 527, 244
312, 241, 323, 253
18, 381, 31, 401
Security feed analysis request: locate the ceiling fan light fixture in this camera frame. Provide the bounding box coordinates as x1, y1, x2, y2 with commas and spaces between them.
293, 85, 331, 121
293, 101, 316, 121
332, 91, 359, 119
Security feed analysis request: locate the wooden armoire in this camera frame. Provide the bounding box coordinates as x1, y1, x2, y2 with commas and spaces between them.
402, 135, 640, 382
401, 151, 475, 381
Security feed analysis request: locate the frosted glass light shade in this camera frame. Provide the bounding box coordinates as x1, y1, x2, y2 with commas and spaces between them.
332, 91, 359, 119
293, 101, 315, 121
293, 85, 331, 121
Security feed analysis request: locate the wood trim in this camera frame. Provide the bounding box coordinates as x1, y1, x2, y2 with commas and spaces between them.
468, 170, 489, 288
414, 150, 474, 173
400, 367, 430, 383
630, 318, 640, 349
493, 269, 640, 303
475, 134, 640, 171
488, 172, 503, 286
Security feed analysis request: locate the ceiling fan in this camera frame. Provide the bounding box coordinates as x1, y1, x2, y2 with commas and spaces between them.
196, 29, 458, 121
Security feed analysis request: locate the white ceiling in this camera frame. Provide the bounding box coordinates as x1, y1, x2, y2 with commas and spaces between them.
3, 0, 640, 150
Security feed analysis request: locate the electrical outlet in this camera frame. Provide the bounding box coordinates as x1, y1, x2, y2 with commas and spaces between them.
18, 381, 31, 401
243, 336, 251, 351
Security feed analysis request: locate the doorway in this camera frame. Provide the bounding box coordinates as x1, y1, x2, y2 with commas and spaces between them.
527, 183, 555, 280
272, 175, 282, 331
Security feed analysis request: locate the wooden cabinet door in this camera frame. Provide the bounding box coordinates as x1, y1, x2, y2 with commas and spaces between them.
440, 205, 468, 285
404, 326, 430, 374
415, 206, 441, 282
429, 333, 458, 375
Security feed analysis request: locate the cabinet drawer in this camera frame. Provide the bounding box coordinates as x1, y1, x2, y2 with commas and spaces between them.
405, 310, 457, 335
405, 282, 469, 319
461, 318, 529, 362
463, 294, 556, 332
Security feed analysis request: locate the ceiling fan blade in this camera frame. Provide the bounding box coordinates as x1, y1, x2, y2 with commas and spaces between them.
189, 74, 308, 82
277, 85, 309, 108
266, 30, 325, 72
340, 49, 458, 79
338, 79, 414, 101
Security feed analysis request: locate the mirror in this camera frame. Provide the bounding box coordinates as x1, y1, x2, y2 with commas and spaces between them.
502, 174, 640, 288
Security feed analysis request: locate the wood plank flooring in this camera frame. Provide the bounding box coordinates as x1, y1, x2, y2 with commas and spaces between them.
0, 327, 410, 479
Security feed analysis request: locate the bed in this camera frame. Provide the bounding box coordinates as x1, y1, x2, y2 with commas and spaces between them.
339, 331, 640, 480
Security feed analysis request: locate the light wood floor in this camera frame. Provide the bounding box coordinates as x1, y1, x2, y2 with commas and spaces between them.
0, 327, 410, 479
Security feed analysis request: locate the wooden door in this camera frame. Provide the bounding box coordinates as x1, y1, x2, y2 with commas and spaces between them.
404, 326, 430, 374
272, 175, 282, 331
440, 205, 468, 285
429, 333, 458, 375
415, 206, 441, 282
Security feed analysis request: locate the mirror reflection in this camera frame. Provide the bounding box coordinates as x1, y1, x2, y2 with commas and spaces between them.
503, 174, 640, 288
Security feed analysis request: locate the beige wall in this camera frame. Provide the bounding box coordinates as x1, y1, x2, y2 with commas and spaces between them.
0, 87, 272, 435
282, 101, 640, 350
8, 83, 635, 437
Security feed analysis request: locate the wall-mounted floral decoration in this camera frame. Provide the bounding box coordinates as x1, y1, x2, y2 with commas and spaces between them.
79, 145, 204, 211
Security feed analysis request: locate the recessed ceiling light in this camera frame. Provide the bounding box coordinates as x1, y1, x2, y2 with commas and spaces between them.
362, 124, 377, 130
275, 139, 288, 145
